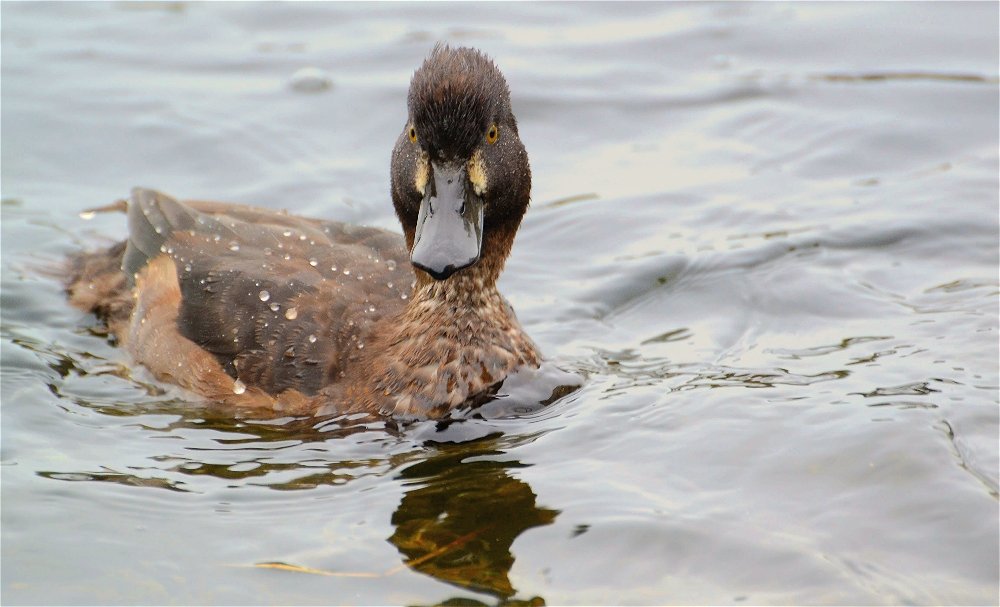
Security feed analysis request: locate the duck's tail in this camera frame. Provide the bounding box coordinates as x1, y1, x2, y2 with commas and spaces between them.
65, 187, 200, 335
65, 195, 133, 336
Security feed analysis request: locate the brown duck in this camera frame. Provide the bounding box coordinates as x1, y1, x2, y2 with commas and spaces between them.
67, 45, 542, 418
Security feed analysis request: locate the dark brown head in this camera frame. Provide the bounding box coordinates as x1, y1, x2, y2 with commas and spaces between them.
390, 44, 531, 282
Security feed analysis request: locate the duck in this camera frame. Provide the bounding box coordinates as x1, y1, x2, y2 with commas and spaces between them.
66, 45, 543, 419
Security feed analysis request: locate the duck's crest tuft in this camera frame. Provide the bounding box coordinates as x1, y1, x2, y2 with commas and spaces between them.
407, 44, 511, 159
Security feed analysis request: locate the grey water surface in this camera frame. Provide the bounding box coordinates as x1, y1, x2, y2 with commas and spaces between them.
2, 2, 998, 605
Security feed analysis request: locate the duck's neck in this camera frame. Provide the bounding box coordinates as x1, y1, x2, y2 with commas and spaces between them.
400, 256, 517, 348
412, 262, 500, 303
352, 233, 540, 417
401, 225, 518, 343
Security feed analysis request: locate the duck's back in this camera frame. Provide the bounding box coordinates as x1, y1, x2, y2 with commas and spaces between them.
71, 188, 413, 398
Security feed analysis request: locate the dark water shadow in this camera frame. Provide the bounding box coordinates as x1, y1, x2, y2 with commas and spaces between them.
389, 438, 558, 601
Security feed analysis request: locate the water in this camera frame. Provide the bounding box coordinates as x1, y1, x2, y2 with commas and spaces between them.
2, 2, 998, 604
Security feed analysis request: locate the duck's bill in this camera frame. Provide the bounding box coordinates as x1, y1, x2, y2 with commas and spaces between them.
410, 163, 484, 280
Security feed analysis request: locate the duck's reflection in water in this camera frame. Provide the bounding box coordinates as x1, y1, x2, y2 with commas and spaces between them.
388, 439, 558, 601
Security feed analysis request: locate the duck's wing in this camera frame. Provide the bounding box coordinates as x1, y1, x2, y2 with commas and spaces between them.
124, 188, 413, 396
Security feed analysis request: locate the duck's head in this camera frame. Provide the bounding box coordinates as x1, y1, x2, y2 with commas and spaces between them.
391, 45, 531, 283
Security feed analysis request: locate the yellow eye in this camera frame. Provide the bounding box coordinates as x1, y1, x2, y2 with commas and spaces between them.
408, 126, 417, 143
486, 124, 499, 144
